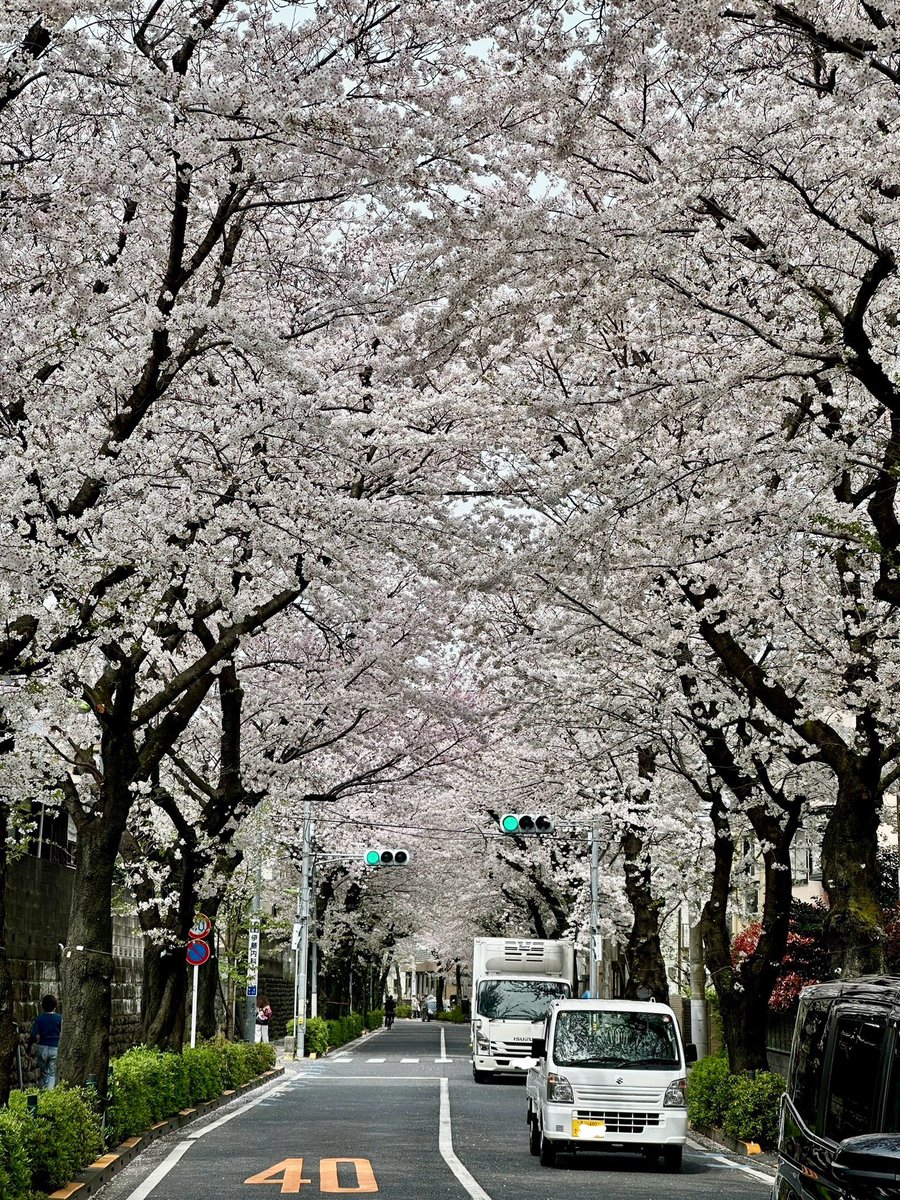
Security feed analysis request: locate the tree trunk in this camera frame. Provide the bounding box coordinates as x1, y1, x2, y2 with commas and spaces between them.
0, 801, 17, 1105
140, 941, 188, 1051
197, 894, 226, 1040
435, 975, 445, 1012
57, 818, 120, 1089
700, 785, 794, 1073
821, 768, 884, 975
621, 825, 669, 1003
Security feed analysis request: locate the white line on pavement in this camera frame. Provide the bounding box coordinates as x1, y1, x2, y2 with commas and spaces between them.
366, 1057, 386, 1063
401, 1057, 420, 1063
706, 1152, 776, 1184
441, 1027, 446, 1059
124, 1079, 291, 1197
124, 1140, 194, 1200
438, 1076, 493, 1200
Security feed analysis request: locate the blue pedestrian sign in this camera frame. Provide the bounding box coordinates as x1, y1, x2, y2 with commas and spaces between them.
247, 985, 257, 997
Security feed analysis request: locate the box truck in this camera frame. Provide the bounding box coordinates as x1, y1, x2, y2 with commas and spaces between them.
471, 937, 575, 1082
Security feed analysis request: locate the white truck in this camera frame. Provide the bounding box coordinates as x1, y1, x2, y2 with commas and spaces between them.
471, 937, 575, 1082
525, 997, 697, 1171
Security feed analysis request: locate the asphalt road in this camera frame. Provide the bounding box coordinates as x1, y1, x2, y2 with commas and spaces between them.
98, 1020, 774, 1200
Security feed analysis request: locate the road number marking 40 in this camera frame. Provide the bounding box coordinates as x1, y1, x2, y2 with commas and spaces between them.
245, 1158, 377, 1194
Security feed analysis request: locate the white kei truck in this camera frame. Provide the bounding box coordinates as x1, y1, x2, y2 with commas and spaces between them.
525, 997, 697, 1172
471, 938, 575, 1082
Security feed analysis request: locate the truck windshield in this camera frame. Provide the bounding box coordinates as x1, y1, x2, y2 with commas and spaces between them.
553, 1010, 680, 1068
477, 980, 571, 1021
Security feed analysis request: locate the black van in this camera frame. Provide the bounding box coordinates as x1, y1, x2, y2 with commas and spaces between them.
776, 975, 900, 1198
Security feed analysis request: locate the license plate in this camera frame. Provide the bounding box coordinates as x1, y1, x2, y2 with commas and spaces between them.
572, 1118, 606, 1140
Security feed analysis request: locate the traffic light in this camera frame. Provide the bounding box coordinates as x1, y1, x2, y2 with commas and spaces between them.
363, 848, 411, 866
499, 814, 554, 835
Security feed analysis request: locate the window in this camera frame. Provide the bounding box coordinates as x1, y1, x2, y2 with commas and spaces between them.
476, 979, 571, 1021
552, 1010, 679, 1068
789, 999, 831, 1129
882, 1029, 900, 1132
823, 1015, 885, 1141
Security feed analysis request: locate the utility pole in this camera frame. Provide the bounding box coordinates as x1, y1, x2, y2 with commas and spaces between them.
589, 813, 600, 998
294, 799, 312, 1060
309, 855, 318, 1019
245, 858, 262, 1043
689, 921, 709, 1059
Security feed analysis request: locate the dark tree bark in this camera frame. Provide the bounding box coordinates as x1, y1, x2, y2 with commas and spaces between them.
58, 816, 123, 1089
621, 749, 669, 1003
685, 700, 802, 1072
621, 825, 669, 1003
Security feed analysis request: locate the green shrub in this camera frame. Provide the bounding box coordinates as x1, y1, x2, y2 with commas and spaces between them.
687, 1054, 734, 1128
365, 1009, 384, 1031
395, 1004, 412, 1019
182, 1044, 225, 1105
305, 1017, 329, 1056
722, 1071, 785, 1147
106, 1045, 189, 1141
436, 1008, 467, 1023
9, 1086, 102, 1191
0, 1110, 31, 1200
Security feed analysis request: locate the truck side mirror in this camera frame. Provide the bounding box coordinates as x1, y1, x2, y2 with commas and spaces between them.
684, 1043, 698, 1064
531, 1037, 546, 1059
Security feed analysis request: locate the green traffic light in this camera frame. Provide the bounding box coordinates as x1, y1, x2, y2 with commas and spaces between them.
365, 850, 380, 866
501, 814, 519, 833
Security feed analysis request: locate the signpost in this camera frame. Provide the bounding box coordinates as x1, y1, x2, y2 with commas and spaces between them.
187, 914, 212, 1048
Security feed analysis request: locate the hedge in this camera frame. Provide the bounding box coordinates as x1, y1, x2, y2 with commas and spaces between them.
7, 1085, 102, 1194
436, 1008, 467, 1023
1, 1038, 277, 1198
687, 1055, 785, 1147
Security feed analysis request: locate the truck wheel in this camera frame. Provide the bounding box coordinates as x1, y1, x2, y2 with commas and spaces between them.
472, 1069, 489, 1084
529, 1117, 541, 1157
539, 1129, 557, 1167
662, 1146, 683, 1173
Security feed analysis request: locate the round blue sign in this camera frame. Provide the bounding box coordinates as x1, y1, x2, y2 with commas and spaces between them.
186, 940, 211, 966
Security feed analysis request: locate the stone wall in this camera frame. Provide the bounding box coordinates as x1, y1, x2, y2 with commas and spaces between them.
8, 855, 144, 1088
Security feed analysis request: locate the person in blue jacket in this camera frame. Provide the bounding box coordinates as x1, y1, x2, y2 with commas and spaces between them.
28, 994, 62, 1089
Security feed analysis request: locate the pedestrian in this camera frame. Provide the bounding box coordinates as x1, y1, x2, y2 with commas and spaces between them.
28, 994, 62, 1090
411, 995, 420, 1018
255, 994, 273, 1043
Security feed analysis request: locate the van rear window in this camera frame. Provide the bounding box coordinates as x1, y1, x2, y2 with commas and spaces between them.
552, 1010, 679, 1068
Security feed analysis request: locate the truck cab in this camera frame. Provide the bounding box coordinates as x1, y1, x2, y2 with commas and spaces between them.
525, 998, 696, 1171
471, 938, 574, 1081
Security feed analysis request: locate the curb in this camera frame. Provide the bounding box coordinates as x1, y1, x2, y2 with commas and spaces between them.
47, 1067, 284, 1199
690, 1123, 763, 1156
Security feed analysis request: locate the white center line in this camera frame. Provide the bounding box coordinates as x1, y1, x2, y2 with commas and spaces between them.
438, 1076, 492, 1200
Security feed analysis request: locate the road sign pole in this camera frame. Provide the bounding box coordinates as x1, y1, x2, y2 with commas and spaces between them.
190, 963, 199, 1048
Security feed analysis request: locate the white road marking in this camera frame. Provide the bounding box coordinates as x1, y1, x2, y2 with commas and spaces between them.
401, 1057, 420, 1063
438, 1076, 493, 1200
705, 1152, 776, 1184
441, 1027, 446, 1059
366, 1057, 386, 1063
187, 1082, 291, 1140
124, 1141, 194, 1200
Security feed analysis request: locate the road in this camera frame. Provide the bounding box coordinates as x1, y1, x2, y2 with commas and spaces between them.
99, 1021, 774, 1199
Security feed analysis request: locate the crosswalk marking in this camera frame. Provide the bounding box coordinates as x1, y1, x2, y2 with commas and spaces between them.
400, 1057, 420, 1063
